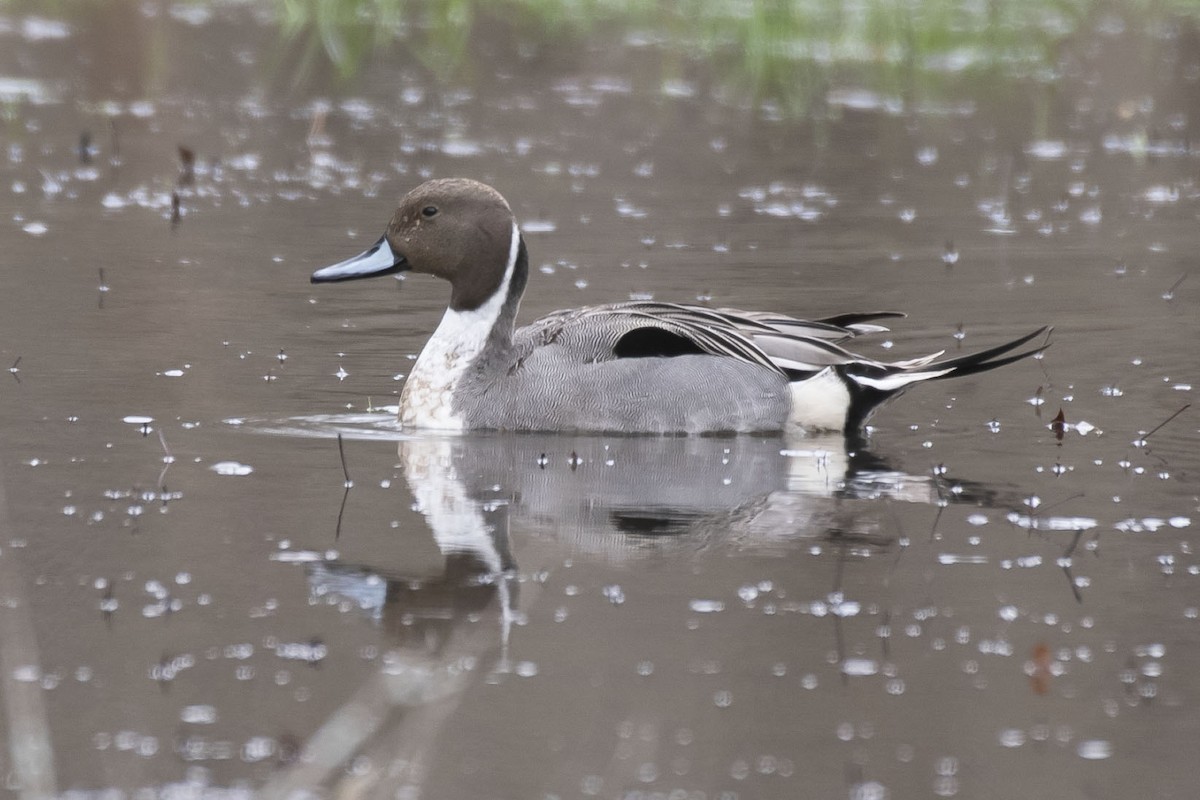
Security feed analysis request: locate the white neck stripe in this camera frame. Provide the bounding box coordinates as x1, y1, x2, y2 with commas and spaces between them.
398, 222, 521, 429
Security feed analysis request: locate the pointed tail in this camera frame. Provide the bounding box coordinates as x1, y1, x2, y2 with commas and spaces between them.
840, 326, 1052, 431
925, 326, 1052, 380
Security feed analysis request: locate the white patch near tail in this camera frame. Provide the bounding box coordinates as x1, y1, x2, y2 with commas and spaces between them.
787, 367, 851, 432
399, 222, 522, 429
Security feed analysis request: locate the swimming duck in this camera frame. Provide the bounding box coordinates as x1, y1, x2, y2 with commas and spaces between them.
312, 178, 1048, 435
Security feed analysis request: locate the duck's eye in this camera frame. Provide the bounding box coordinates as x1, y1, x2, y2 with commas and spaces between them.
421, 206, 438, 218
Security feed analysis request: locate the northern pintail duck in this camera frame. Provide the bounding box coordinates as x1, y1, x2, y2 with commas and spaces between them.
312, 178, 1048, 435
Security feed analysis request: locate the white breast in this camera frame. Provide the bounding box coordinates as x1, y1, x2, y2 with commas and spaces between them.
398, 314, 476, 430
399, 222, 521, 430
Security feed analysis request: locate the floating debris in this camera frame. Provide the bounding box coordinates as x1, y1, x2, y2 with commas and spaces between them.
122, 415, 154, 435
602, 585, 625, 605
1114, 517, 1190, 533
1076, 740, 1114, 760
938, 554, 989, 565
1051, 408, 1066, 442
273, 639, 327, 665
942, 240, 959, 264
689, 599, 724, 613
178, 146, 195, 187
1162, 273, 1186, 301
840, 658, 879, 676
210, 461, 253, 476
1024, 140, 1068, 160
1006, 513, 1098, 531
79, 131, 93, 164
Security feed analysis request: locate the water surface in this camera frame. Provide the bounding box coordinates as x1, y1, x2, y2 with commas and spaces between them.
0, 3, 1197, 798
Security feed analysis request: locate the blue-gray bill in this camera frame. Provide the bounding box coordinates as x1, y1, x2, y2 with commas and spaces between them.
311, 234, 407, 283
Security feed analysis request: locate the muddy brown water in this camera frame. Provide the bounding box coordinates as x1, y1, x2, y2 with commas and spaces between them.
1, 4, 1198, 799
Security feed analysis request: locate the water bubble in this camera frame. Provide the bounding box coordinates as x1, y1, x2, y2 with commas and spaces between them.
1026, 140, 1067, 160
841, 658, 879, 676
210, 461, 253, 476
1076, 740, 1113, 759
998, 728, 1025, 747
850, 781, 889, 800
602, 585, 625, 606
180, 705, 217, 724
689, 599, 724, 613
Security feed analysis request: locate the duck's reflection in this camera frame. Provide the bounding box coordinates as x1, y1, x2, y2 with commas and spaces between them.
268, 432, 1020, 796
314, 431, 1014, 587
303, 432, 1024, 637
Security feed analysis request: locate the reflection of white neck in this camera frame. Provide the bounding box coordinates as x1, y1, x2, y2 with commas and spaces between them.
401, 437, 515, 661
403, 438, 504, 571
399, 223, 521, 430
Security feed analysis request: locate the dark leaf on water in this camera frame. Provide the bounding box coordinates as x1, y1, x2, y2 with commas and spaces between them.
178, 146, 196, 186
1051, 407, 1066, 442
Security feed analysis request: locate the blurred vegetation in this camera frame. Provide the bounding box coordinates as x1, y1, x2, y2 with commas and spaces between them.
4, 0, 1200, 112
268, 0, 1200, 110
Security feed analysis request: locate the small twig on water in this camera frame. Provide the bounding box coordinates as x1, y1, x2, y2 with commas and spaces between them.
1034, 492, 1086, 519
1138, 404, 1191, 443
157, 429, 174, 491
334, 488, 350, 542
157, 429, 173, 461
1163, 273, 1187, 301
330, 434, 354, 541
928, 502, 946, 541
1061, 560, 1084, 604
337, 433, 352, 488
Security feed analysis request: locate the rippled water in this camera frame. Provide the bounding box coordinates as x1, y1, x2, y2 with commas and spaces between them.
1, 3, 1198, 798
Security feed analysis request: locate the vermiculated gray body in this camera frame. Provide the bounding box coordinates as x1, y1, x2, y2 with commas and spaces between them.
455, 347, 791, 433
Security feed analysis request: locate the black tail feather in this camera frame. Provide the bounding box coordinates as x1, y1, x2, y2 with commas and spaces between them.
928, 326, 1052, 380
840, 326, 1051, 433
